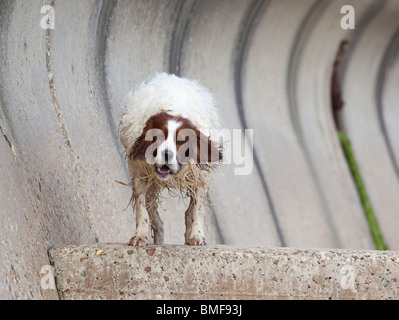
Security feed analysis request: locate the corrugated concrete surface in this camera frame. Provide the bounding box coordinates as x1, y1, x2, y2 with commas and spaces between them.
1, 0, 399, 299
49, 244, 399, 300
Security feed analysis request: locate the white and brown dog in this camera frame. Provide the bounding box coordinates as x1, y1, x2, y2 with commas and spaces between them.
119, 73, 222, 247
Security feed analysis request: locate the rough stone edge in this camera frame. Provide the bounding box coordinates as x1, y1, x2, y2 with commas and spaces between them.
48, 244, 399, 300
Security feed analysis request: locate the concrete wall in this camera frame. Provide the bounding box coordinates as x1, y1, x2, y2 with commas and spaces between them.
0, 0, 398, 299
49, 244, 399, 300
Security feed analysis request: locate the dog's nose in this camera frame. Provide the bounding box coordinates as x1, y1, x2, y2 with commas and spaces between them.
163, 149, 174, 162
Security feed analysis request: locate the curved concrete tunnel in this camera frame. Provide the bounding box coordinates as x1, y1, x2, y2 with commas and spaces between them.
0, 0, 398, 299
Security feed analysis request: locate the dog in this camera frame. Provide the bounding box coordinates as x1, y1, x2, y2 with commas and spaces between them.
119, 73, 222, 247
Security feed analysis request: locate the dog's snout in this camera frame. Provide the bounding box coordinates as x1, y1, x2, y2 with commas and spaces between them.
163, 149, 174, 162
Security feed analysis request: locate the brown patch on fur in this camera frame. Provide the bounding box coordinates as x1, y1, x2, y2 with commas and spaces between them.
174, 116, 222, 166
129, 112, 222, 167
129, 112, 169, 160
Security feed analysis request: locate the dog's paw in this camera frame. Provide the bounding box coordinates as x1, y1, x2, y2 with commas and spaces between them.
185, 235, 207, 246
127, 235, 148, 247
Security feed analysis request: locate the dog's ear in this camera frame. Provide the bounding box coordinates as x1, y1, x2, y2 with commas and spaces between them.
129, 115, 166, 161
130, 129, 165, 162
129, 132, 152, 161
176, 129, 222, 168
196, 132, 223, 165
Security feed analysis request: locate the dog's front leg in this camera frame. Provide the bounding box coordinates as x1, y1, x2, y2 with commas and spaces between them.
185, 185, 207, 246
128, 179, 150, 247
146, 190, 164, 245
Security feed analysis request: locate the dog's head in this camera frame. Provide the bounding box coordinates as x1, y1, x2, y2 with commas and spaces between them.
129, 112, 222, 180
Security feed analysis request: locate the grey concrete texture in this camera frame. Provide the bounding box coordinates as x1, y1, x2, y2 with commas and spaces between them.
49, 244, 399, 300
1, 0, 399, 299
343, 0, 399, 248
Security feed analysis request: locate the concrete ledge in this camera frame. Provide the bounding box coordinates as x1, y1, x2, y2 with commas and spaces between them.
48, 244, 399, 300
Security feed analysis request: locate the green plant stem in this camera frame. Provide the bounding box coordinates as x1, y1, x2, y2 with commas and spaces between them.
338, 130, 388, 250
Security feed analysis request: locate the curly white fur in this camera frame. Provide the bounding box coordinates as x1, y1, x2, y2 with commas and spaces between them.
119, 73, 222, 247
119, 73, 221, 154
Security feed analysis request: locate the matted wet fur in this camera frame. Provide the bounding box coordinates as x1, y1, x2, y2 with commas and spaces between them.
127, 160, 212, 212
118, 73, 223, 247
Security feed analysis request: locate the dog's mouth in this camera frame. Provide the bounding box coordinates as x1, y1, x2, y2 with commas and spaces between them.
155, 164, 172, 178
